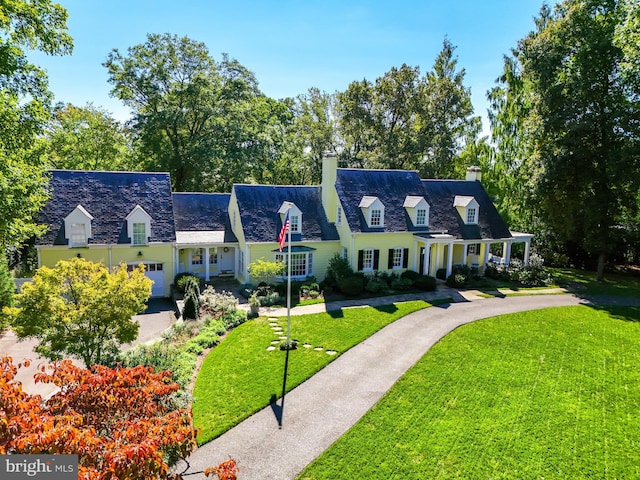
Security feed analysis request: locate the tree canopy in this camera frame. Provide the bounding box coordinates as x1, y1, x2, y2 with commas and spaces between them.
10, 258, 152, 366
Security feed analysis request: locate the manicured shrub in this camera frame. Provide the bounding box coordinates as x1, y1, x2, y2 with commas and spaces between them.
378, 271, 399, 286
221, 310, 248, 330
414, 275, 437, 291
325, 253, 354, 288
182, 291, 199, 320
446, 273, 468, 288
338, 275, 365, 296
365, 278, 388, 293
400, 270, 420, 282
436, 268, 447, 280
175, 273, 200, 293
199, 286, 238, 318
391, 277, 414, 291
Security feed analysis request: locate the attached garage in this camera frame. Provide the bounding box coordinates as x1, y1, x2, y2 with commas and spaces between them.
127, 262, 166, 297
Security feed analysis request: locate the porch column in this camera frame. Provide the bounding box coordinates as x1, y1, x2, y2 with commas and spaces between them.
434, 244, 441, 277
504, 241, 512, 266
424, 244, 431, 276
483, 242, 490, 269
205, 247, 210, 281
462, 244, 469, 266
413, 239, 419, 271
446, 242, 454, 277
524, 240, 531, 266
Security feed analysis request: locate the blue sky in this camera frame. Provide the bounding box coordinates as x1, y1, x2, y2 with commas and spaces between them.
32, 0, 547, 135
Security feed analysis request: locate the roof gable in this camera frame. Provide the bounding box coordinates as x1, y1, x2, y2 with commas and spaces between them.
37, 170, 176, 245
172, 193, 238, 243
233, 184, 338, 243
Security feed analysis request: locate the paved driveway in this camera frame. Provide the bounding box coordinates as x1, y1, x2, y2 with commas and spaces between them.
0, 298, 177, 397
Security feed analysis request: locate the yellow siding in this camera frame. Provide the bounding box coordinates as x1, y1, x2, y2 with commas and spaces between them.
38, 244, 175, 297
228, 189, 245, 245
351, 233, 420, 273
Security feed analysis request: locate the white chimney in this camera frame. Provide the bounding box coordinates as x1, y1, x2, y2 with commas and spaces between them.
465, 166, 482, 182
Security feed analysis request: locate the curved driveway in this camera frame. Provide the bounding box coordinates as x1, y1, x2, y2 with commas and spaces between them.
178, 294, 585, 479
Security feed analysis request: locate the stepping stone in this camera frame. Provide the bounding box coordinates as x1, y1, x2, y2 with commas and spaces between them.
303, 343, 312, 348
314, 347, 323, 351
268, 318, 278, 322
279, 336, 287, 340
266, 346, 276, 351
326, 350, 337, 356
271, 340, 280, 345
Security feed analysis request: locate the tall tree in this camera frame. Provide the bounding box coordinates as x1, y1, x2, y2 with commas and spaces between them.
10, 258, 152, 366
0, 0, 73, 248
43, 102, 132, 170
490, 0, 640, 279
104, 33, 261, 192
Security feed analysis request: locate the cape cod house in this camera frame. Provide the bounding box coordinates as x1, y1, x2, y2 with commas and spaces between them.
35, 160, 532, 297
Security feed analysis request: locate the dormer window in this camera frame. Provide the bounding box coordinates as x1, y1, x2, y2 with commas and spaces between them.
359, 196, 385, 228
278, 201, 303, 235
126, 205, 152, 246
454, 196, 480, 225
64, 205, 93, 247
403, 196, 429, 227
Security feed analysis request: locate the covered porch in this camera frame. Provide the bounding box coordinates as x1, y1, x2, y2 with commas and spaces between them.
175, 231, 237, 281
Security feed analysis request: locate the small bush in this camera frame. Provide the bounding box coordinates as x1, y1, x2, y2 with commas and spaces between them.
258, 292, 282, 306
182, 292, 199, 320
365, 278, 388, 293
446, 273, 468, 288
414, 275, 437, 291
199, 286, 238, 318
436, 268, 447, 280
400, 270, 420, 282
378, 271, 399, 286
175, 273, 200, 294
338, 275, 365, 296
391, 277, 414, 291
221, 310, 248, 330
325, 254, 354, 288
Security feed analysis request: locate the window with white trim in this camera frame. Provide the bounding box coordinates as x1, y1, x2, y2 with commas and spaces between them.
416, 208, 427, 226
336, 207, 342, 225
467, 207, 477, 224
209, 248, 218, 265
275, 251, 314, 278
370, 209, 382, 226
290, 214, 300, 233
132, 223, 147, 246
341, 247, 348, 260
468, 243, 481, 255
362, 249, 374, 270
192, 248, 204, 265
392, 248, 404, 268
70, 223, 87, 247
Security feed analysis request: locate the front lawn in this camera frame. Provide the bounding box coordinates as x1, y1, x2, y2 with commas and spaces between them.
552, 267, 640, 298
299, 305, 640, 479
192, 300, 433, 444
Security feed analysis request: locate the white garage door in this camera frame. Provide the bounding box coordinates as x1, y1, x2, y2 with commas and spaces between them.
128, 262, 165, 297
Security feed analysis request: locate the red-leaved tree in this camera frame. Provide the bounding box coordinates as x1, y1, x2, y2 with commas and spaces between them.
0, 356, 237, 479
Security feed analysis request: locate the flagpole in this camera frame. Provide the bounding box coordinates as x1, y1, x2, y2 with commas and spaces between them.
286, 209, 292, 348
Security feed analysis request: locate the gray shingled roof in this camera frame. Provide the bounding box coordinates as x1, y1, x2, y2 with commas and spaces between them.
335, 168, 432, 233
37, 170, 176, 245
233, 184, 339, 243
422, 180, 513, 240
172, 193, 238, 243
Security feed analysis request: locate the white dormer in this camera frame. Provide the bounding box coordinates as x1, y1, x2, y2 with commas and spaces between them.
126, 205, 152, 246
278, 201, 303, 234
359, 196, 385, 227
64, 205, 93, 247
454, 196, 480, 224
403, 196, 430, 227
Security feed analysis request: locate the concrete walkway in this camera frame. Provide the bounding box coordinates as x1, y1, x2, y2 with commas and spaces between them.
177, 293, 585, 479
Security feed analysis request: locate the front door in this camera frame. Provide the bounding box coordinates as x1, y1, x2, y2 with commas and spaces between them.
419, 247, 425, 275
219, 247, 235, 274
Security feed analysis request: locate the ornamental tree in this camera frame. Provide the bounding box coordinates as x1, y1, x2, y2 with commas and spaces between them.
0, 356, 237, 479
10, 258, 152, 366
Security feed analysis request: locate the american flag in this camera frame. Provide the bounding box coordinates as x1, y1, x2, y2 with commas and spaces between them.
278, 211, 290, 252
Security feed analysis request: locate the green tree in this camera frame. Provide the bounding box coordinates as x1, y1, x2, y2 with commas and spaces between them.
0, 0, 73, 248
104, 33, 261, 192
490, 0, 640, 279
247, 257, 284, 285
11, 258, 152, 366
0, 253, 14, 331
43, 102, 132, 170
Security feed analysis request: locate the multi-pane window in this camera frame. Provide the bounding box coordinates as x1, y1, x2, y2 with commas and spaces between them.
133, 223, 147, 246
416, 208, 427, 226
275, 252, 313, 278
467, 207, 477, 224
336, 207, 342, 225
192, 248, 204, 265
209, 248, 218, 265
70, 223, 86, 247
362, 249, 374, 270
370, 209, 382, 226
468, 243, 481, 255
290, 215, 300, 233
342, 247, 348, 260
239, 250, 244, 274
392, 248, 403, 268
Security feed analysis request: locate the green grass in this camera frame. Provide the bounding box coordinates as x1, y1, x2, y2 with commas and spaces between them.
551, 267, 640, 298
299, 305, 640, 479
192, 300, 433, 444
